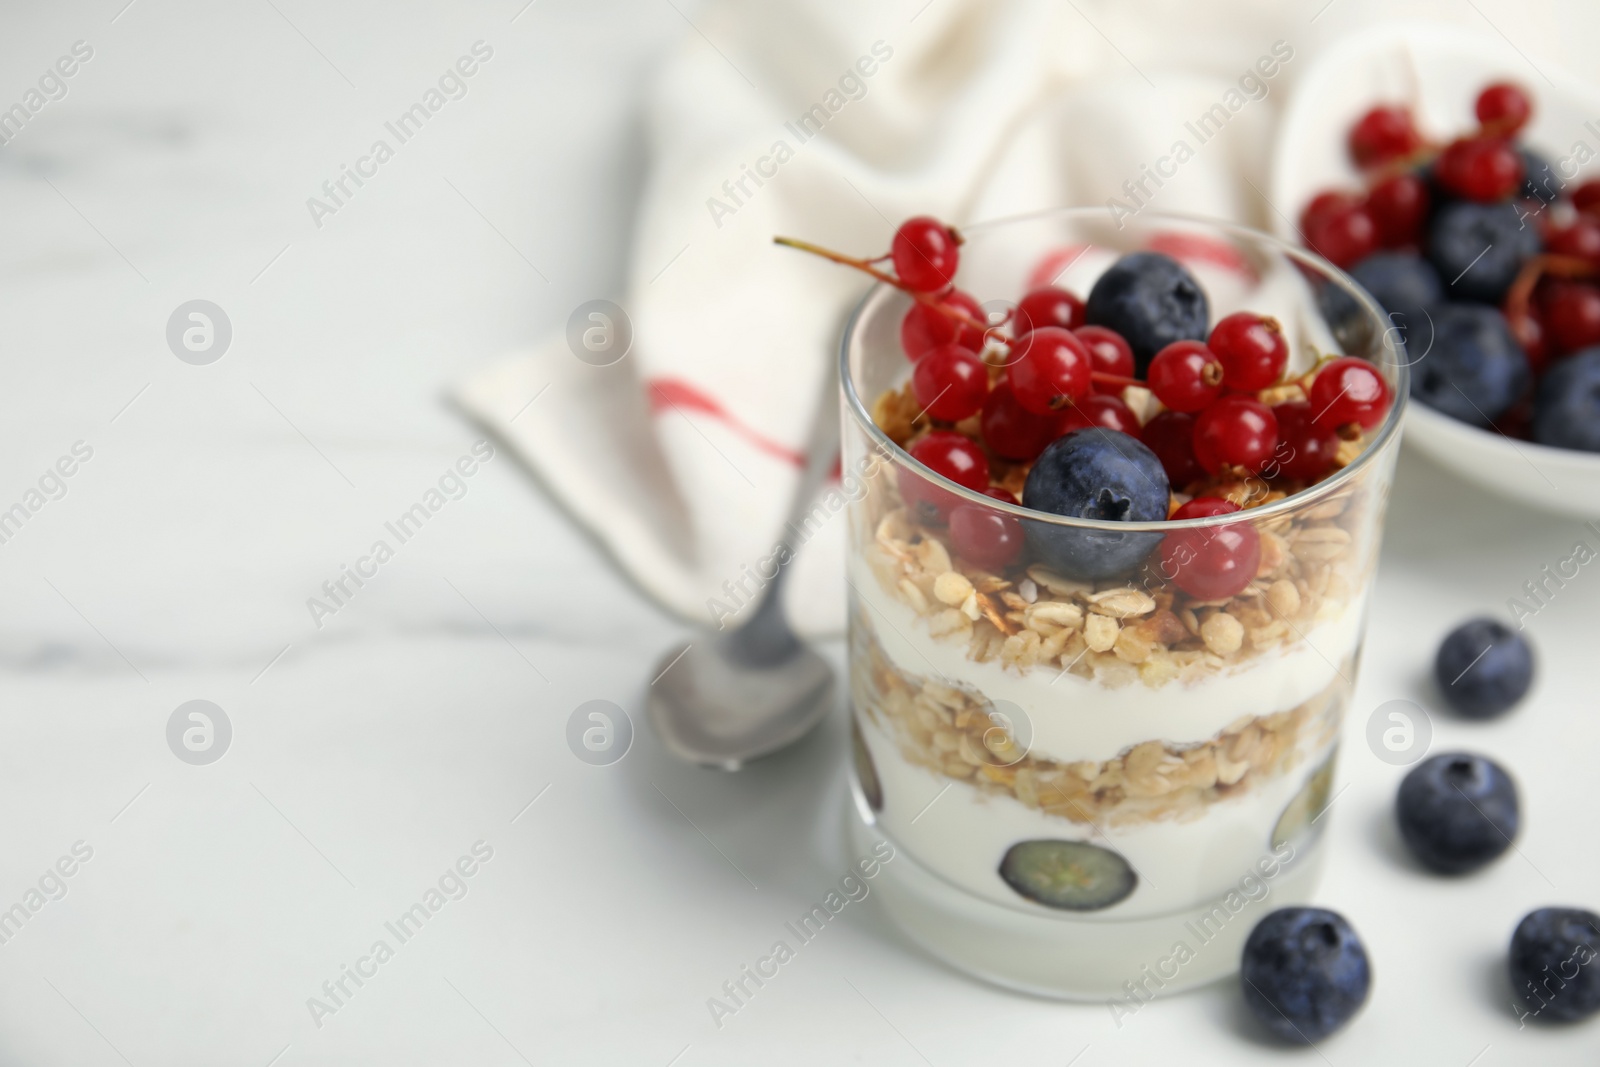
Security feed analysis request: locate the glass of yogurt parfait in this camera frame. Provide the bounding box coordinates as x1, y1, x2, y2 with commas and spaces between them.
837, 209, 1406, 999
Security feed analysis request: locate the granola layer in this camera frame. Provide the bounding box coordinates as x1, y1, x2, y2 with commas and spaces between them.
851, 610, 1345, 829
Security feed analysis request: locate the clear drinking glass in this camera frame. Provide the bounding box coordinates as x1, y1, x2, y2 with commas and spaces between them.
840, 209, 1406, 999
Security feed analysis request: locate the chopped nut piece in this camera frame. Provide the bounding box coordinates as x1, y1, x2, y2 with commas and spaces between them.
1026, 565, 1095, 598
897, 578, 928, 614
1266, 578, 1301, 618
1084, 612, 1119, 652
916, 537, 953, 575
934, 571, 974, 606
1088, 587, 1157, 617
1018, 578, 1039, 603
1027, 601, 1085, 630
1200, 612, 1245, 655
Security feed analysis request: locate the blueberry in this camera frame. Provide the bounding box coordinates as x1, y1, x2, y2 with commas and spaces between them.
1519, 147, 1562, 205
1240, 907, 1371, 1043
1396, 752, 1519, 874
1434, 617, 1535, 718
1021, 428, 1168, 579
1084, 252, 1209, 373
1409, 303, 1529, 424
1350, 252, 1443, 350
998, 839, 1136, 911
1427, 200, 1541, 304
1510, 907, 1600, 1022
1533, 347, 1600, 452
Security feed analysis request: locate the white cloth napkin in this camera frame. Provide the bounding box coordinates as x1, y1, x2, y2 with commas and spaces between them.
452, 0, 1567, 636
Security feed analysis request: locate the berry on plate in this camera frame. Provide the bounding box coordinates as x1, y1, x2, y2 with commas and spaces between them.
1433, 617, 1529, 716
1396, 752, 1519, 874
1476, 81, 1532, 135
1510, 908, 1600, 1023
1241, 907, 1371, 1043
1349, 104, 1421, 168
1426, 200, 1541, 305
1083, 252, 1209, 372
1021, 428, 1169, 578
1367, 172, 1431, 247
1348, 252, 1443, 333
1408, 304, 1528, 425
1434, 136, 1525, 202
1532, 347, 1600, 452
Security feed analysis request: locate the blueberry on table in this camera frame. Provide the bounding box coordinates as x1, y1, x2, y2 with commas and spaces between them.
1426, 200, 1541, 305
1434, 617, 1534, 718
997, 839, 1136, 911
1396, 752, 1519, 874
1241, 907, 1371, 1043
1084, 252, 1209, 373
1510, 908, 1600, 1022
1533, 348, 1600, 452
1021, 428, 1168, 579
1409, 303, 1529, 425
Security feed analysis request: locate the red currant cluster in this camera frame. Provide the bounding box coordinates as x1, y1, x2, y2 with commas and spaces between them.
1302, 83, 1544, 268
1303, 81, 1600, 443
777, 217, 1393, 597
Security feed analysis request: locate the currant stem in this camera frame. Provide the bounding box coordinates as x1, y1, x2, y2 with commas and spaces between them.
773, 234, 991, 336
1503, 253, 1598, 324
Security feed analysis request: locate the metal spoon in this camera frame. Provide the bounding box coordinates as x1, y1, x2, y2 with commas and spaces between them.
646, 556, 833, 771
646, 398, 840, 771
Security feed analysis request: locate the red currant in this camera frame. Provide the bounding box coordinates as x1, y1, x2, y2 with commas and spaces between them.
1367, 172, 1431, 247
1141, 410, 1205, 489
1475, 82, 1532, 135
1349, 106, 1422, 168
1074, 326, 1136, 389
1547, 219, 1600, 270
1158, 497, 1261, 600
1302, 199, 1378, 269
1012, 286, 1085, 338
1056, 394, 1140, 436
980, 380, 1059, 461
892, 216, 961, 293
1301, 191, 1360, 230
1208, 312, 1287, 391
911, 343, 988, 421
901, 431, 989, 522
1574, 180, 1600, 215
1271, 401, 1339, 481
1194, 396, 1278, 475
1540, 280, 1600, 355
950, 492, 1023, 571
901, 290, 984, 360
1009, 326, 1092, 414
1308, 357, 1390, 431
1148, 341, 1225, 412
1434, 137, 1524, 202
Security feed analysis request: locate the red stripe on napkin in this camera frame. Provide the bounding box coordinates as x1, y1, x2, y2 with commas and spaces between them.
647, 377, 807, 466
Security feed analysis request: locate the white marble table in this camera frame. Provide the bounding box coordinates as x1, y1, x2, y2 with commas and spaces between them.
1, 2, 1597, 1064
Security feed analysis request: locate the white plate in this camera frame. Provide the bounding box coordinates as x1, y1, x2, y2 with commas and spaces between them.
1270, 23, 1600, 517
